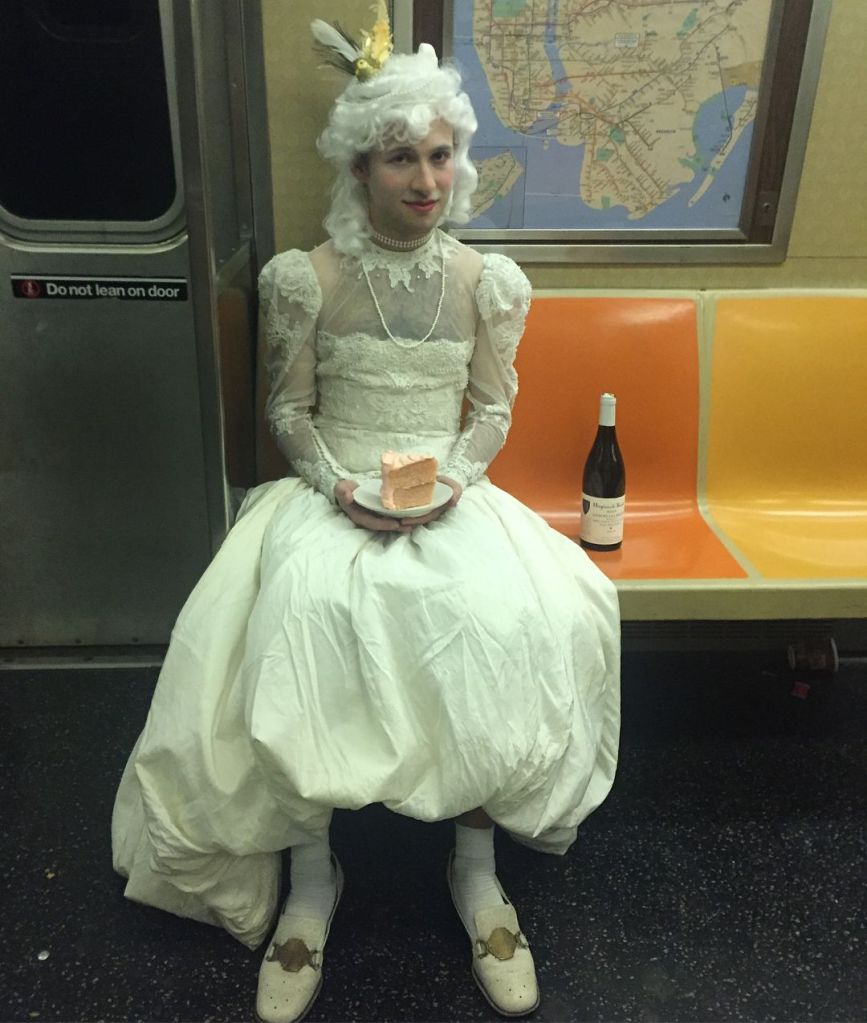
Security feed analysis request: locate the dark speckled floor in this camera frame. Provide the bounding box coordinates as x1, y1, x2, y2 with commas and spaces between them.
1, 652, 865, 1023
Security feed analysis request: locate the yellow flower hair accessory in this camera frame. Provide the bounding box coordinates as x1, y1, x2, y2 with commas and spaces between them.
311, 1, 393, 82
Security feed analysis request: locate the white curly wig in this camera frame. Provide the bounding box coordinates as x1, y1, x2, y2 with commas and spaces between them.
317, 43, 479, 256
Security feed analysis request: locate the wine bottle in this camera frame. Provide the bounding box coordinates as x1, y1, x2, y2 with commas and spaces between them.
580, 392, 625, 551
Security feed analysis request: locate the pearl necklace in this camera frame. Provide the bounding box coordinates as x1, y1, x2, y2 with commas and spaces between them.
362, 231, 446, 348
369, 227, 434, 251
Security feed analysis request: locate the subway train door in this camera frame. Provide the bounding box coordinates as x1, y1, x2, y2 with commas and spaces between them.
0, 0, 273, 652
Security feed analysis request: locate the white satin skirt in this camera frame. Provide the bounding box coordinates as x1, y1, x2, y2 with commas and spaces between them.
112, 477, 620, 948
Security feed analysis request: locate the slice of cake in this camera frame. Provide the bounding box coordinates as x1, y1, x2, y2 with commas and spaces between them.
380, 451, 438, 510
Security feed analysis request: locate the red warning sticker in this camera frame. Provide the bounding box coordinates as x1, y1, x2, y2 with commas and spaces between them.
11, 275, 187, 301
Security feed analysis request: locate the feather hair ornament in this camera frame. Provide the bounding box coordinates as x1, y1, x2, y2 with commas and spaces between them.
311, 1, 393, 81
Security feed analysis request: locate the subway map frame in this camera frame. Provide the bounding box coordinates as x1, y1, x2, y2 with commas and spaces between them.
395, 0, 831, 263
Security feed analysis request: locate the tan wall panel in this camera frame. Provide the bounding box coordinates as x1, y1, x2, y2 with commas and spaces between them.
262, 0, 866, 288
261, 0, 362, 253
787, 0, 867, 261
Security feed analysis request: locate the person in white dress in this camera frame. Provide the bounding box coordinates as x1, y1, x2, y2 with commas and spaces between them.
112, 17, 620, 1023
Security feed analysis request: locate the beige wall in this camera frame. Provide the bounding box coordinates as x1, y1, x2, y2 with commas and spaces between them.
262, 0, 359, 254
261, 0, 867, 289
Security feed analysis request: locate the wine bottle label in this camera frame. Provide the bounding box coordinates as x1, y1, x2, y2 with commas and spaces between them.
580, 494, 625, 545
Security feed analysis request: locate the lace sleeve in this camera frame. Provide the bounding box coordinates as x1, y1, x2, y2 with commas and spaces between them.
259, 250, 350, 501
442, 253, 531, 488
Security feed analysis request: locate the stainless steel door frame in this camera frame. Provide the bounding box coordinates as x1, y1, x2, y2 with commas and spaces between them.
172, 0, 275, 540
0, 0, 273, 650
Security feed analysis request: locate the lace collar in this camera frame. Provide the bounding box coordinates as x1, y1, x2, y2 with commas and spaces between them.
346, 230, 457, 291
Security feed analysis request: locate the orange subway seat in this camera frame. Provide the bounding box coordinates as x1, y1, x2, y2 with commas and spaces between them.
705, 295, 867, 579
488, 296, 746, 581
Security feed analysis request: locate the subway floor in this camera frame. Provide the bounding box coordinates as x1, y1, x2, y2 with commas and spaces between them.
1, 650, 865, 1023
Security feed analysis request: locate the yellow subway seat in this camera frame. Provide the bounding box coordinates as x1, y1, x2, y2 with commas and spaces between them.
709, 504, 867, 578
706, 294, 867, 579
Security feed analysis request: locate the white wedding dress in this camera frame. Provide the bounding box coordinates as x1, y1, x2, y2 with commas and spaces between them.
112, 230, 621, 949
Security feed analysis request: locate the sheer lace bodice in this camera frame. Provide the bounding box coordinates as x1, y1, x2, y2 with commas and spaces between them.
258, 231, 531, 499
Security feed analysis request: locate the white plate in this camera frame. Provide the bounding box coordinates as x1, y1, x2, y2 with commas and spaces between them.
353, 479, 453, 519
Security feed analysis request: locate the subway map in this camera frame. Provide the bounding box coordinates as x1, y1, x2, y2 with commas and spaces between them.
454, 0, 773, 231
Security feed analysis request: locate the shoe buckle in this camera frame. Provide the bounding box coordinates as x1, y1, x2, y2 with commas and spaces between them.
476, 926, 526, 961
266, 937, 322, 973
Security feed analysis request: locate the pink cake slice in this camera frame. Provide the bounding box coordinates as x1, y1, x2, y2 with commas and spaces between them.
380, 451, 438, 509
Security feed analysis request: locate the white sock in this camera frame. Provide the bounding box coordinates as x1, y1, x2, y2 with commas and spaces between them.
451, 824, 505, 931
283, 836, 337, 921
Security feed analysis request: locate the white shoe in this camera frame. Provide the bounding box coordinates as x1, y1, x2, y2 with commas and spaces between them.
256, 856, 344, 1023
447, 850, 540, 1017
